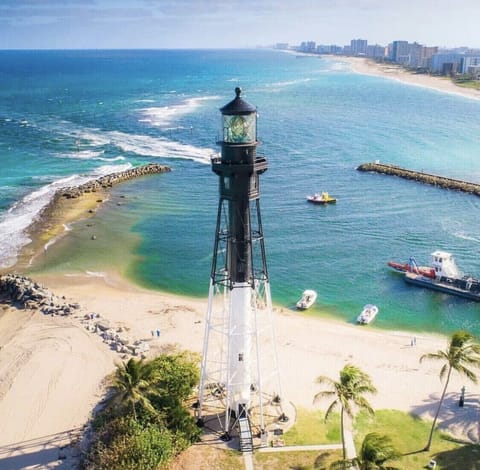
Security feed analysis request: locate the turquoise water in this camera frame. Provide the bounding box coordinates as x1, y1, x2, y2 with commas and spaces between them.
1, 49, 480, 336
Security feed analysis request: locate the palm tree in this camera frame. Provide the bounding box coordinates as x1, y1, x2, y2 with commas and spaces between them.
111, 357, 159, 420
420, 330, 480, 451
314, 363, 377, 467
353, 432, 400, 469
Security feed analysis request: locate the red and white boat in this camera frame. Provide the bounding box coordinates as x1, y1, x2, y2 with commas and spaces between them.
387, 257, 435, 279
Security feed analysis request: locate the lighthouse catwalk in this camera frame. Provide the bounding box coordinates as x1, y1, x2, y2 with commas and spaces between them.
197, 88, 285, 448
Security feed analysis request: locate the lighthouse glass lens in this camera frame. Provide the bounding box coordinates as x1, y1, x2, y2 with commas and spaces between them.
223, 114, 256, 143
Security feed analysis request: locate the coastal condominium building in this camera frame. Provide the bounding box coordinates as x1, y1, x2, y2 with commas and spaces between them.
461, 55, 480, 75
420, 46, 439, 69
389, 41, 438, 69
390, 40, 410, 64
431, 53, 464, 73
366, 44, 386, 59
299, 41, 316, 53
350, 39, 368, 56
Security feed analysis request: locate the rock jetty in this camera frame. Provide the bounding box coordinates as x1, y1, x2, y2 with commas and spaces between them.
0, 273, 80, 315
59, 163, 171, 199
82, 318, 150, 358
0, 273, 150, 357
357, 162, 480, 196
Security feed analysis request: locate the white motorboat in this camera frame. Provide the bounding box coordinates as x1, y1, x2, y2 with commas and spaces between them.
296, 290, 317, 310
357, 304, 379, 324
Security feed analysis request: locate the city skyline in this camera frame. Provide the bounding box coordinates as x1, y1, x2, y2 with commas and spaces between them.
1, 0, 479, 50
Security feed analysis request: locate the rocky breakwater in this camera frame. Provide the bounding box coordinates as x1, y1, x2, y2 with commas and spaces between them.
357, 162, 480, 196
0, 273, 80, 315
59, 163, 171, 200
83, 318, 150, 358
0, 274, 151, 357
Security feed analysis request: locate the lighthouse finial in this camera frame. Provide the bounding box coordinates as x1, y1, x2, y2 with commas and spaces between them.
235, 87, 242, 98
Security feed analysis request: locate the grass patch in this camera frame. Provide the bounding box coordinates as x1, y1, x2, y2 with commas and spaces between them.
283, 408, 341, 446
168, 446, 244, 470
354, 409, 476, 470
454, 79, 480, 90
278, 408, 480, 469
254, 449, 343, 470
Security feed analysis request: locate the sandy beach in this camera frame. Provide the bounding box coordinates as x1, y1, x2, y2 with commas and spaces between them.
1, 268, 479, 468
1, 70, 480, 468
340, 56, 480, 101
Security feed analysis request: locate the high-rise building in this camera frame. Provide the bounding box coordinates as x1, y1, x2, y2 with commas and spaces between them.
350, 39, 368, 56
366, 44, 386, 59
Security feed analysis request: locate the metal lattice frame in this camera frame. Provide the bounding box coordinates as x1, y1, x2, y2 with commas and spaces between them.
197, 198, 284, 435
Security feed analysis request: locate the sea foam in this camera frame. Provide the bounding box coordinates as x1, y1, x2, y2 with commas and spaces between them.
0, 163, 131, 269
139, 96, 219, 127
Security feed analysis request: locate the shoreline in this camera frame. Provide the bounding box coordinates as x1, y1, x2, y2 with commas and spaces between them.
0, 163, 171, 274
1, 126, 480, 467
338, 56, 480, 101
1, 267, 480, 467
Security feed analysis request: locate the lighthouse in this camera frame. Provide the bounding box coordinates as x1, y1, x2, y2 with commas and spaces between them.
197, 88, 285, 448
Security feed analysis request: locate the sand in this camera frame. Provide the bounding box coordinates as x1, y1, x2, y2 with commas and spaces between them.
1, 270, 479, 468
339, 56, 480, 101
1, 67, 480, 468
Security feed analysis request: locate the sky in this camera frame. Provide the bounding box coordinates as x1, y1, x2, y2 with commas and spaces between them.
1, 0, 479, 50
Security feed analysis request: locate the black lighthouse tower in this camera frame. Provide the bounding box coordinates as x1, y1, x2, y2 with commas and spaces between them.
198, 88, 284, 445
212, 87, 268, 288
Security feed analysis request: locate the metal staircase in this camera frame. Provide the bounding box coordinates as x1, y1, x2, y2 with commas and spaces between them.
238, 415, 253, 453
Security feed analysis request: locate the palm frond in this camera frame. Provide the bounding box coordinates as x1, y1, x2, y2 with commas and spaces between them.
313, 389, 336, 404
324, 400, 339, 421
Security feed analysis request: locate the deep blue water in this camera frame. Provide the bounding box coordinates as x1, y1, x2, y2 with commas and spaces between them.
1, 49, 480, 336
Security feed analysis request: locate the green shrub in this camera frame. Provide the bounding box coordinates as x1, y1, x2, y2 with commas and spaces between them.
83, 416, 175, 470
82, 351, 201, 469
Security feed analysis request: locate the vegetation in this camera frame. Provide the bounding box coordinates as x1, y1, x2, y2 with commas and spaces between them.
314, 364, 377, 468
111, 357, 159, 420
356, 409, 476, 469
454, 74, 480, 90
353, 432, 401, 469
254, 449, 343, 470
284, 408, 341, 445
258, 407, 478, 469
82, 351, 200, 470
419, 331, 480, 451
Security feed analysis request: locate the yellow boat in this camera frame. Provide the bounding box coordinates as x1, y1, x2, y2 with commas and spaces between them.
306, 191, 337, 204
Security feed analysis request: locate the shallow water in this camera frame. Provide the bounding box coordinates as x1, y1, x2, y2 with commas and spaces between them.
2, 49, 480, 336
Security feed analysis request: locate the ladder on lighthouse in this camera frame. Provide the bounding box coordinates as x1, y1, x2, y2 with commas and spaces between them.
237, 404, 253, 453
238, 416, 253, 453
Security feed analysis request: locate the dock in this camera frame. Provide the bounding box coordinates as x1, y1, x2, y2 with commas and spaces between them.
357, 162, 480, 196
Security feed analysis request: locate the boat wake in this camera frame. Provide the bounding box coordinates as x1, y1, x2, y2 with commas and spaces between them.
453, 230, 480, 244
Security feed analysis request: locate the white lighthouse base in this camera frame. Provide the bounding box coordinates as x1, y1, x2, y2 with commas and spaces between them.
197, 279, 284, 441
195, 395, 296, 451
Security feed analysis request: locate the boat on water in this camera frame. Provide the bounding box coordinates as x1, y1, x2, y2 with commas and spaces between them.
402, 251, 480, 301
357, 304, 379, 324
296, 290, 317, 310
306, 192, 337, 205
387, 257, 435, 279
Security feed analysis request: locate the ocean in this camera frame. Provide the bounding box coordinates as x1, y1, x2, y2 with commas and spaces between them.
1, 48, 480, 336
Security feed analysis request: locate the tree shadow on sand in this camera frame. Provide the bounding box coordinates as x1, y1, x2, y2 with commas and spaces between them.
0, 427, 83, 469
430, 444, 480, 470
410, 391, 479, 443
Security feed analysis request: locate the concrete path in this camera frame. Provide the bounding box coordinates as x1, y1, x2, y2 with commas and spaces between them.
251, 430, 357, 469
243, 452, 254, 470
